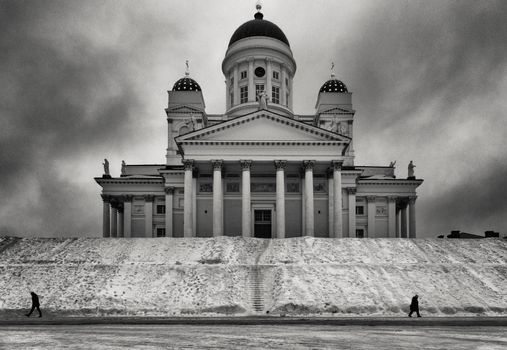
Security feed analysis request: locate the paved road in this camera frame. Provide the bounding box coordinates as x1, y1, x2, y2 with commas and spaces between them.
0, 325, 506, 349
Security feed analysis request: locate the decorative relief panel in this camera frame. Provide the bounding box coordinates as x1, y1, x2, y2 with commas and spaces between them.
286, 182, 300, 193
251, 182, 276, 192
199, 183, 213, 193
133, 205, 144, 215
226, 182, 240, 193
376, 205, 387, 216
313, 182, 327, 193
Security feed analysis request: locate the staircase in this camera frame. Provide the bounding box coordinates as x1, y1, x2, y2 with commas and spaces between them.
249, 265, 265, 313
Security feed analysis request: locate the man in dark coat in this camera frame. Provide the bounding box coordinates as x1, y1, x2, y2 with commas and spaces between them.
408, 294, 421, 317
25, 292, 42, 317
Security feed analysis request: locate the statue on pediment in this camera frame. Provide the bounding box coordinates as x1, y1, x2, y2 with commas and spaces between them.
121, 160, 126, 175
258, 91, 269, 110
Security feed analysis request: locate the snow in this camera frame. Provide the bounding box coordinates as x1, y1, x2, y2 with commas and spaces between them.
0, 236, 505, 316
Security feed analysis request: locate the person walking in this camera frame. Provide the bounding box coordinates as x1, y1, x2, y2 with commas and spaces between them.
25, 291, 42, 317
408, 294, 421, 317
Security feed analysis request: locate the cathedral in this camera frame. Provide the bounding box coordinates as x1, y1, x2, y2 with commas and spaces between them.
96, 6, 423, 239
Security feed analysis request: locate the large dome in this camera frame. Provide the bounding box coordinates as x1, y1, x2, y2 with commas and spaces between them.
319, 78, 348, 93
228, 12, 290, 48
172, 77, 201, 92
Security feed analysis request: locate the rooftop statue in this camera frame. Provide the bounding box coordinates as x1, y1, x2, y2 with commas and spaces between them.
103, 159, 110, 176
121, 160, 126, 175
408, 160, 416, 178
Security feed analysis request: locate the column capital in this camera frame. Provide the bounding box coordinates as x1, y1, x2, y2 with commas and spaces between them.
265, 57, 272, 63
346, 187, 357, 195
366, 195, 376, 202
164, 187, 175, 195
143, 194, 155, 202
332, 160, 343, 170
101, 194, 112, 203
120, 195, 133, 202
182, 159, 194, 170
302, 160, 315, 170
274, 160, 287, 170
240, 159, 252, 170
248, 56, 255, 63
387, 195, 397, 203
211, 159, 223, 170
408, 196, 417, 204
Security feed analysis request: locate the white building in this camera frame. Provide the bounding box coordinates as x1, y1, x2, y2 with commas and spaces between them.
96, 7, 422, 239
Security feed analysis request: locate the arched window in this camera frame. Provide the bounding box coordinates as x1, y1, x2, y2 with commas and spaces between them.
179, 125, 190, 135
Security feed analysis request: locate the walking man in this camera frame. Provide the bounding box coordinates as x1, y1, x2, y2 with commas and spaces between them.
25, 291, 42, 317
408, 294, 421, 317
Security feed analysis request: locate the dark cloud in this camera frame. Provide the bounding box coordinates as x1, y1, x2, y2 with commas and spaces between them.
0, 1, 144, 236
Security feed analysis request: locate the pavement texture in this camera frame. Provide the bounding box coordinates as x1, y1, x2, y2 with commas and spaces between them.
1, 324, 506, 349
1, 316, 506, 326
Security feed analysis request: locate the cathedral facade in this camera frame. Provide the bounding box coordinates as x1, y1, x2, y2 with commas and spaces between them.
96, 7, 422, 239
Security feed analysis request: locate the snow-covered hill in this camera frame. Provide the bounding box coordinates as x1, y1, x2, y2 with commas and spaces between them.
0, 236, 505, 316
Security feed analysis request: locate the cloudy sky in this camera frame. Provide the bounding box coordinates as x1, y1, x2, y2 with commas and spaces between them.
1, 0, 506, 238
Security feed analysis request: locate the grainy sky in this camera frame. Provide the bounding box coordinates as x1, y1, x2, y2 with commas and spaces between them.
1, 0, 506, 237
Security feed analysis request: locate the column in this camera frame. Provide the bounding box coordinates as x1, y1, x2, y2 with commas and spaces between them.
367, 196, 376, 238
240, 160, 252, 238
110, 200, 118, 238
123, 195, 132, 238
281, 65, 287, 106
101, 195, 111, 238
183, 159, 194, 237
248, 57, 255, 102
388, 196, 396, 238
144, 195, 154, 237
332, 160, 343, 238
401, 202, 408, 238
118, 204, 124, 237
347, 188, 356, 238
289, 77, 293, 108
395, 208, 400, 238
303, 160, 315, 236
266, 58, 272, 102
275, 160, 287, 239
327, 171, 333, 237
164, 187, 174, 237
212, 159, 224, 236
408, 196, 417, 238
233, 65, 239, 106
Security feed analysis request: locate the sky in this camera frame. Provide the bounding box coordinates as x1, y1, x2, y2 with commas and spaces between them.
1, 0, 506, 238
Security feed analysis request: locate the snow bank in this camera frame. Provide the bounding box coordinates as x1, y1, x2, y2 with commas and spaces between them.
0, 236, 505, 316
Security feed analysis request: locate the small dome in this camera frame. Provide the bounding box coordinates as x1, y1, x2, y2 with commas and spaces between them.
319, 79, 348, 93
229, 11, 290, 48
172, 77, 201, 91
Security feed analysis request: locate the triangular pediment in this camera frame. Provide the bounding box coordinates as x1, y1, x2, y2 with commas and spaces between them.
166, 105, 204, 114
320, 107, 354, 114
176, 110, 350, 144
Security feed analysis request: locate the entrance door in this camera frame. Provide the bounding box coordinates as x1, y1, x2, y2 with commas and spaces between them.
254, 210, 272, 238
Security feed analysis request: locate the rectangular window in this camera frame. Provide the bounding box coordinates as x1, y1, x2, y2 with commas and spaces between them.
356, 206, 365, 215
356, 229, 364, 238
286, 93, 289, 106
240, 86, 248, 103
230, 92, 234, 106
271, 86, 280, 104
285, 77, 289, 86
156, 205, 166, 214
273, 71, 279, 80
230, 77, 234, 85
240, 71, 247, 79
156, 228, 166, 237
255, 84, 264, 100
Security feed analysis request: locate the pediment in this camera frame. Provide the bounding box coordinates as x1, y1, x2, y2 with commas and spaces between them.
320, 107, 354, 114
166, 105, 204, 114
176, 111, 350, 144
